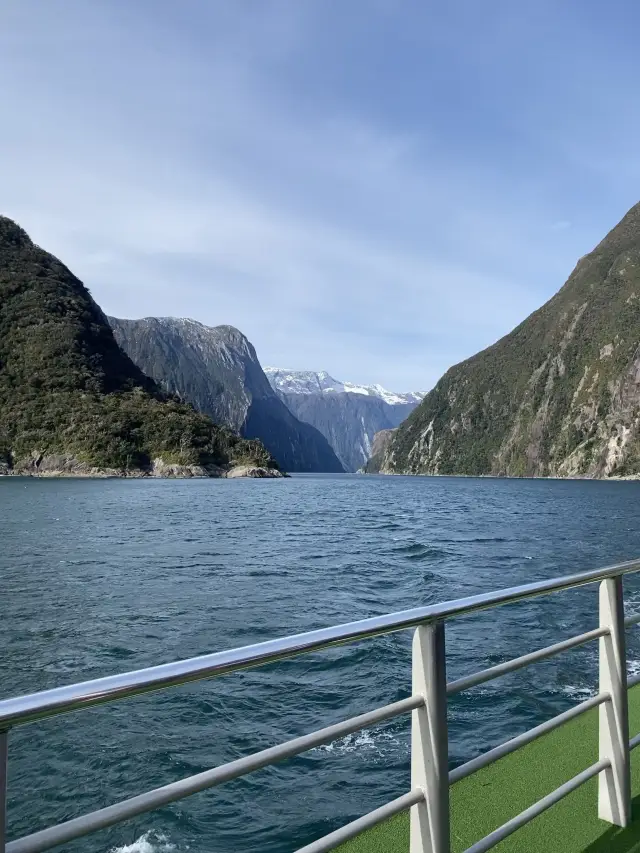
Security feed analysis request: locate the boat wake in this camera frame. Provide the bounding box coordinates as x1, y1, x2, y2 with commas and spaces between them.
110, 831, 176, 853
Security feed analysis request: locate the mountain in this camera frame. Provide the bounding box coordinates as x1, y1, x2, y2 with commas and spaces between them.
265, 369, 424, 406
108, 318, 344, 473
367, 201, 640, 478
265, 368, 425, 472
366, 429, 397, 474
0, 216, 279, 477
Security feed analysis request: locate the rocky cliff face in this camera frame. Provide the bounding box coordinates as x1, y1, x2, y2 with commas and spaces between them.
0, 216, 278, 477
265, 369, 424, 472
109, 318, 344, 473
369, 201, 640, 478
364, 429, 396, 473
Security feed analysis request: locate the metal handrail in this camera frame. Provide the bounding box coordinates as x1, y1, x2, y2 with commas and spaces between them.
294, 790, 425, 853
5, 696, 423, 853
2, 558, 640, 730
2, 557, 640, 853
446, 626, 608, 695
465, 758, 611, 853
449, 692, 608, 784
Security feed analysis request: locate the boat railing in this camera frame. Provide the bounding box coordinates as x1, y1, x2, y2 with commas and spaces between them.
2, 558, 640, 853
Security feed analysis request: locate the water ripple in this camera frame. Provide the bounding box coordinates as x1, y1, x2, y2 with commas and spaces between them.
3, 474, 640, 853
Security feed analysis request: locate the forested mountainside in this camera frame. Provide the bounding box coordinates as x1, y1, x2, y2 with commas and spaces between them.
0, 216, 278, 477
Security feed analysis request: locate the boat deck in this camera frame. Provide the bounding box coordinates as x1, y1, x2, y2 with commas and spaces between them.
339, 683, 640, 852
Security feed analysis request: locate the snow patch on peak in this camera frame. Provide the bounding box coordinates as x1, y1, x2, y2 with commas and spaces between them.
265, 368, 425, 405
264, 368, 340, 395
151, 316, 205, 328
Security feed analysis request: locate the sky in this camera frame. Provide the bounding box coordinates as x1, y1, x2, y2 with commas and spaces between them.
2, 1, 640, 392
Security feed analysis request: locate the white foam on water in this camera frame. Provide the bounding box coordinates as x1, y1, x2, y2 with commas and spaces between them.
312, 727, 403, 756
627, 659, 640, 679
624, 590, 640, 610
561, 684, 596, 700
110, 831, 176, 853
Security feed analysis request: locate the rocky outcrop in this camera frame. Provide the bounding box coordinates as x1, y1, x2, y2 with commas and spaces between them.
363, 429, 396, 473
225, 465, 286, 479
373, 201, 640, 478
0, 453, 283, 478
109, 318, 344, 474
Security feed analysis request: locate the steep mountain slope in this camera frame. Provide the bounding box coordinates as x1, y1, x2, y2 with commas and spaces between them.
365, 429, 397, 474
0, 217, 278, 477
265, 368, 424, 471
109, 318, 344, 473
369, 201, 640, 478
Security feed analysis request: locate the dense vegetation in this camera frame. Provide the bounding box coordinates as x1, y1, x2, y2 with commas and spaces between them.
371, 202, 640, 478
0, 216, 275, 473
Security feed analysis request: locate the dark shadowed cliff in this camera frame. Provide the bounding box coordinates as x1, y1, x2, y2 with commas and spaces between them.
109, 317, 344, 473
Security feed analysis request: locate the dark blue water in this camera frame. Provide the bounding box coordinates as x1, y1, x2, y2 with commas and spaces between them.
3, 474, 640, 853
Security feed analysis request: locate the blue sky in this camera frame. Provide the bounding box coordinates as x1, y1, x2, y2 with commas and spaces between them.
2, 0, 640, 391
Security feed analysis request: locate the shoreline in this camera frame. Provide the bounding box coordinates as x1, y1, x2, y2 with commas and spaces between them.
0, 459, 285, 479
365, 469, 640, 482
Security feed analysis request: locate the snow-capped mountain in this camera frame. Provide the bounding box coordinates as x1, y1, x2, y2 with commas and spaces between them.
265, 368, 425, 472
264, 369, 425, 406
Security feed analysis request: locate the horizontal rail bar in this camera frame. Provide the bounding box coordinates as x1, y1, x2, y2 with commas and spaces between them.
2, 558, 639, 729
5, 696, 421, 853
447, 627, 607, 695
464, 758, 610, 853
630, 732, 640, 751
450, 692, 607, 784
294, 789, 424, 853
625, 612, 640, 627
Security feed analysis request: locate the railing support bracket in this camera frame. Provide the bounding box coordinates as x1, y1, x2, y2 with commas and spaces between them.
598, 576, 631, 826
411, 622, 450, 853
0, 730, 8, 853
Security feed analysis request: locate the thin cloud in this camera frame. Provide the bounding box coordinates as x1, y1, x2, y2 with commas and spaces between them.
1, 0, 637, 390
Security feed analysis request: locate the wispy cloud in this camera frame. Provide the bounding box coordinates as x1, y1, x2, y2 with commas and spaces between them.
1, 0, 638, 390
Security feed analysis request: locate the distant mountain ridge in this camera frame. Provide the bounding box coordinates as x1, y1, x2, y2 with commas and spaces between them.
109, 317, 344, 473
368, 200, 640, 478
265, 368, 424, 406
265, 368, 424, 472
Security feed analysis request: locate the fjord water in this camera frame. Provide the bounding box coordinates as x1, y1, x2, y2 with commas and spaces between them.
3, 475, 640, 853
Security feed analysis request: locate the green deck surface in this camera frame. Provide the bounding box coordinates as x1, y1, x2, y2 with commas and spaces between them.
338, 685, 640, 853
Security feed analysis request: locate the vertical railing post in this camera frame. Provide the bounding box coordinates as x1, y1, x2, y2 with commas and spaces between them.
598, 576, 631, 826
0, 730, 7, 853
410, 621, 450, 853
